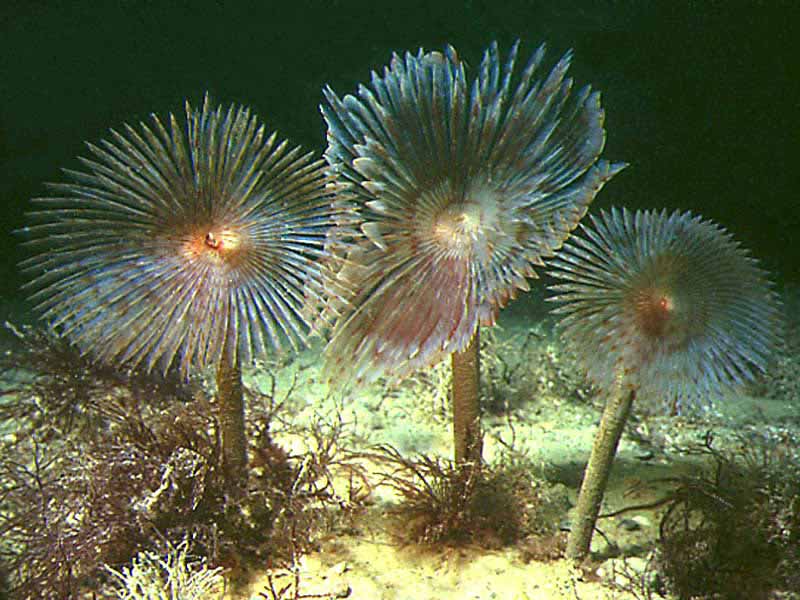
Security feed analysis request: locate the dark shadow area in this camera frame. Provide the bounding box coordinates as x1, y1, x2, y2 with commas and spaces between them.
1, 1, 799, 309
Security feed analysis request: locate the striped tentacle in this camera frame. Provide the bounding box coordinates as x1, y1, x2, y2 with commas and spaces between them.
320, 41, 625, 384
23, 94, 336, 378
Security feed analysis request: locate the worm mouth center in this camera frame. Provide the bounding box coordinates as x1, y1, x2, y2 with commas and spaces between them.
205, 231, 221, 250
204, 229, 241, 253
635, 290, 675, 338
203, 229, 242, 257
182, 226, 245, 266
433, 202, 482, 247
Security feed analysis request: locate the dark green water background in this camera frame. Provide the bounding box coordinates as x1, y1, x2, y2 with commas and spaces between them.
2, 1, 798, 309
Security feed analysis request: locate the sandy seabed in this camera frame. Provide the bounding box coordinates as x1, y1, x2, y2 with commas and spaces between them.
225, 310, 799, 600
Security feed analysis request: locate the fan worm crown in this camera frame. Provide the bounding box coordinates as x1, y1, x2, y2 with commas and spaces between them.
549, 207, 782, 411
320, 40, 625, 384
22, 94, 337, 378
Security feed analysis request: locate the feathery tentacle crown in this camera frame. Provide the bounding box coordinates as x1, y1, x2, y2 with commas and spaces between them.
320, 40, 625, 384
549, 208, 781, 411
22, 95, 335, 378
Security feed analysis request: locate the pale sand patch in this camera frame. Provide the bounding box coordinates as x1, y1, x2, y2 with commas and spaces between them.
235, 534, 635, 600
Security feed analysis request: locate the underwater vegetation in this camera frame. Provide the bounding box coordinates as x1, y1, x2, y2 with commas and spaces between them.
0, 323, 193, 442
105, 541, 225, 600
20, 95, 337, 493
318, 39, 623, 475
448, 324, 588, 418
356, 325, 583, 553
653, 430, 800, 599
0, 327, 362, 598
605, 429, 800, 600
365, 443, 566, 550
764, 285, 800, 405
2, 31, 791, 599
548, 208, 782, 559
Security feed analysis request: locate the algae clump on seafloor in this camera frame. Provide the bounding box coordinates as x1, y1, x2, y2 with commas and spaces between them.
105, 541, 225, 600
655, 430, 800, 598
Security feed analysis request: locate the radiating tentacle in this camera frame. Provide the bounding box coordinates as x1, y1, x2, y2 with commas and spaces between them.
22, 94, 337, 378
318, 41, 624, 384
549, 207, 782, 411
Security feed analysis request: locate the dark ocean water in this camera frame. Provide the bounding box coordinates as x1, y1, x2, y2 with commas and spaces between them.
1, 0, 798, 309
